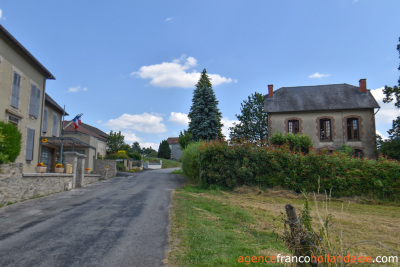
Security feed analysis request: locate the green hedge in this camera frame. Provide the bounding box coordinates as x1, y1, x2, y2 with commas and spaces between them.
199, 141, 400, 201
181, 141, 202, 183
0, 122, 22, 163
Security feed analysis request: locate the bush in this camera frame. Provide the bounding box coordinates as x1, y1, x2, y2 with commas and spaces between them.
0, 122, 22, 163
270, 133, 313, 153
116, 162, 126, 171
336, 144, 354, 157
105, 153, 128, 160
198, 140, 400, 202
181, 141, 202, 183
128, 152, 141, 160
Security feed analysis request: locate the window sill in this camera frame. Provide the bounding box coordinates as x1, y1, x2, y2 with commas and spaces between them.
319, 140, 333, 142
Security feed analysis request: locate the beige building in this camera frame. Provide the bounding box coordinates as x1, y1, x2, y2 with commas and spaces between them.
264, 79, 380, 157
0, 25, 55, 172
62, 122, 108, 171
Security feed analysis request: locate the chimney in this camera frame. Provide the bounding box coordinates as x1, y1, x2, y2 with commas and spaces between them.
359, 79, 367, 94
268, 84, 273, 98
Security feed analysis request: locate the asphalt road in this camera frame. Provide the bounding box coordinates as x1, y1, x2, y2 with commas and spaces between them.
0, 168, 185, 267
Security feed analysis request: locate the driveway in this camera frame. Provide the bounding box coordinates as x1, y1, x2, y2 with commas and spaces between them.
0, 168, 185, 267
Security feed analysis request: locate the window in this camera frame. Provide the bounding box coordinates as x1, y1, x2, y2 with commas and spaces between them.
320, 119, 332, 140
288, 120, 299, 134
26, 128, 35, 161
11, 72, 21, 108
29, 84, 41, 118
347, 118, 359, 140
42, 108, 48, 133
8, 115, 20, 126
52, 113, 58, 137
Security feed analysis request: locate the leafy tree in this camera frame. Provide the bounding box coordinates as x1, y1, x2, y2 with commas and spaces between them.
229, 92, 268, 143
379, 37, 400, 160
178, 129, 193, 150
383, 37, 400, 140
157, 140, 171, 159
188, 69, 223, 141
131, 142, 142, 154
106, 131, 125, 154
0, 122, 22, 163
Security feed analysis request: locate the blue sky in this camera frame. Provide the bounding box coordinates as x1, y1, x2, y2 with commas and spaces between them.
1, 0, 399, 149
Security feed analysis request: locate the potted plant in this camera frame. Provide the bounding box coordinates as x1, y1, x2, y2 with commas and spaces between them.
55, 162, 64, 173
35, 162, 46, 173
85, 168, 91, 174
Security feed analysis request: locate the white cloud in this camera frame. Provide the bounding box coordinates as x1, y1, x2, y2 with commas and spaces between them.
221, 117, 239, 139
370, 87, 400, 124
68, 85, 88, 93
376, 130, 388, 140
308, 72, 331, 79
0, 9, 5, 20
165, 17, 173, 22
132, 56, 235, 88
104, 113, 167, 133
97, 120, 102, 124
168, 112, 190, 126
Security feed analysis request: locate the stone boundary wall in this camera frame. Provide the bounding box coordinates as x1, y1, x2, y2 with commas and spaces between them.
0, 163, 74, 205
83, 174, 101, 186
95, 159, 117, 179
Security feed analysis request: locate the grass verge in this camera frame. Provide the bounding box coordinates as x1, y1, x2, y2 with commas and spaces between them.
145, 157, 182, 169
168, 185, 400, 266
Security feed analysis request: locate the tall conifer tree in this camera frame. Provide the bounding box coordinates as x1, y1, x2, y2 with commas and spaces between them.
188, 69, 223, 141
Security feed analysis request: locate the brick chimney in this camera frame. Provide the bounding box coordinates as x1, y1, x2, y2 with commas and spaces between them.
268, 84, 273, 98
359, 79, 367, 94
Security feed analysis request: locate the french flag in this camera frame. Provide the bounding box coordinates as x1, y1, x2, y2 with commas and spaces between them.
73, 115, 82, 130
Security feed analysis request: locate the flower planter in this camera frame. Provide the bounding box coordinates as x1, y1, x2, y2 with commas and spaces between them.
55, 168, 64, 173
35, 166, 47, 173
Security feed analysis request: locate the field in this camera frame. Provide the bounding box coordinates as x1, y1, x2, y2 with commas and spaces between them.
167, 185, 400, 266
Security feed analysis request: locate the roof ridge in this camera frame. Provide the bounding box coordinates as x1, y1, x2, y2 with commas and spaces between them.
280, 83, 351, 89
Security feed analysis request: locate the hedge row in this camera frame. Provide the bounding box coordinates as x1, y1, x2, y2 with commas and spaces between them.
199, 141, 400, 201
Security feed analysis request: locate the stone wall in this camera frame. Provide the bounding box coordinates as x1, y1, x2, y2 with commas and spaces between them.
0, 163, 74, 205
95, 159, 117, 179
82, 174, 101, 186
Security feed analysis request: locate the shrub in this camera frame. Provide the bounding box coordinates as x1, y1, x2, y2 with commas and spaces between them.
181, 141, 202, 183
0, 122, 22, 163
198, 140, 400, 201
335, 144, 354, 157
105, 153, 128, 160
270, 133, 313, 153
128, 152, 141, 160
116, 162, 126, 171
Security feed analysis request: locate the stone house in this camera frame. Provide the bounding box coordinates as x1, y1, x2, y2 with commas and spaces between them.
167, 137, 182, 160
0, 24, 55, 172
264, 79, 380, 157
62, 122, 108, 170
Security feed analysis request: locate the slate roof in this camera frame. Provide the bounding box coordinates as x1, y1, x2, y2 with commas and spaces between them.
45, 93, 69, 115
167, 137, 179, 145
264, 83, 380, 113
80, 123, 108, 139
0, 24, 55, 79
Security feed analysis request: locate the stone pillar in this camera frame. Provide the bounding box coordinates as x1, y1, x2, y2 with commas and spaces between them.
76, 153, 87, 187
63, 152, 78, 188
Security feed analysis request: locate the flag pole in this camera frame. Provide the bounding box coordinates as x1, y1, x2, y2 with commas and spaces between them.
60, 105, 66, 163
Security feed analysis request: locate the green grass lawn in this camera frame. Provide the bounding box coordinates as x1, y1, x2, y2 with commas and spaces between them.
167, 185, 400, 266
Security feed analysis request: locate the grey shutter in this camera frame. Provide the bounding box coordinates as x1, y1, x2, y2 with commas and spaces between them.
11, 72, 21, 108
29, 85, 36, 116
35, 87, 41, 118
25, 128, 35, 161
52, 114, 58, 136
42, 109, 48, 133
29, 85, 41, 118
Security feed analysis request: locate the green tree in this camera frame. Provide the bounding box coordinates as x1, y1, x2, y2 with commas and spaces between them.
188, 69, 223, 141
379, 37, 400, 160
142, 146, 157, 156
131, 142, 142, 154
178, 129, 193, 150
158, 140, 171, 159
0, 122, 22, 163
229, 92, 268, 143
106, 131, 125, 154
383, 37, 400, 140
